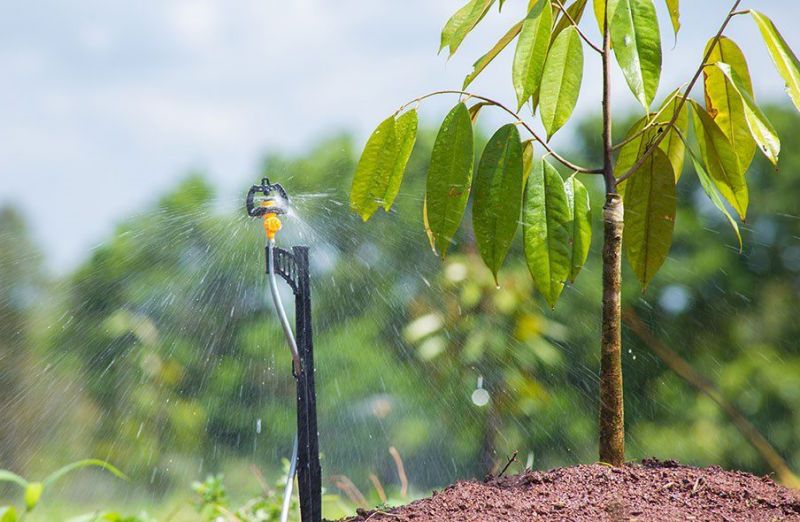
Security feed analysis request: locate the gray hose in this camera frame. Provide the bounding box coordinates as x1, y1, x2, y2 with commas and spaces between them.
268, 239, 301, 522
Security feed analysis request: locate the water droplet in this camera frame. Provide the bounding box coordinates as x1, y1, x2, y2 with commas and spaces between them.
256, 418, 262, 434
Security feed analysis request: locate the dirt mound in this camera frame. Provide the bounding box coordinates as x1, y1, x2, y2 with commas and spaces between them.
346, 459, 800, 521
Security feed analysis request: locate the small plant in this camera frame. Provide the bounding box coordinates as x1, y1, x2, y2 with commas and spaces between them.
0, 459, 126, 520
192, 472, 297, 522
350, 0, 800, 466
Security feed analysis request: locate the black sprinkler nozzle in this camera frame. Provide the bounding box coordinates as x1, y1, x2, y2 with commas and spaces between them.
246, 177, 290, 217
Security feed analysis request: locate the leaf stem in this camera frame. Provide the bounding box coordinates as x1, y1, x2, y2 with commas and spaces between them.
552, 0, 604, 54
396, 90, 603, 174
611, 87, 685, 150
616, 0, 743, 185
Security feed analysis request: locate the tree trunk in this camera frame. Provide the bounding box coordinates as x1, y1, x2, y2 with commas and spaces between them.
599, 194, 624, 465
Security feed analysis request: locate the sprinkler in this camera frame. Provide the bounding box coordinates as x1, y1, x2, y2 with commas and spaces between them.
247, 178, 321, 522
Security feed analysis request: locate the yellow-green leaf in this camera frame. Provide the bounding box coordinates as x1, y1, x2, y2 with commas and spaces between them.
468, 101, 492, 124
622, 147, 675, 289
522, 139, 534, 181
751, 11, 800, 112
473, 124, 525, 283
426, 103, 474, 257
682, 136, 742, 251
689, 99, 748, 220
440, 0, 497, 57
24, 482, 42, 511
464, 21, 523, 89
350, 116, 398, 221
703, 37, 756, 174
383, 110, 419, 211
523, 159, 571, 308
664, 0, 679, 37
714, 62, 780, 168
0, 506, 17, 522
552, 0, 589, 41
564, 175, 591, 283
609, 0, 662, 110
540, 26, 584, 140
512, 0, 553, 110
592, 0, 607, 37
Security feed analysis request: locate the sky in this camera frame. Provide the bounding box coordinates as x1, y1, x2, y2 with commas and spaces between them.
1, 0, 799, 272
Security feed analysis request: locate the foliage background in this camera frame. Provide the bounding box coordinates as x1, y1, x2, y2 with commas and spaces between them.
1, 106, 799, 518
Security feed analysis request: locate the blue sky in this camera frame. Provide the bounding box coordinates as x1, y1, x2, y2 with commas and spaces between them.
2, 0, 799, 271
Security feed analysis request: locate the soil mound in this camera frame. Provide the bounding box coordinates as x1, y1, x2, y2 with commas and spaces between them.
346, 459, 800, 521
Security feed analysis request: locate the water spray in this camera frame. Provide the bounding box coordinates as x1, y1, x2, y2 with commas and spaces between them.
246, 178, 321, 522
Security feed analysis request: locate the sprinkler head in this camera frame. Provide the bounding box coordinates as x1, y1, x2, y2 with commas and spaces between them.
246, 177, 289, 217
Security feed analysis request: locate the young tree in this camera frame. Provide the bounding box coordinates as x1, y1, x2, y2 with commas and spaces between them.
349, 0, 800, 466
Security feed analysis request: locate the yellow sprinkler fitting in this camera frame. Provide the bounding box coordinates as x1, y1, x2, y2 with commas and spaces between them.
262, 200, 283, 240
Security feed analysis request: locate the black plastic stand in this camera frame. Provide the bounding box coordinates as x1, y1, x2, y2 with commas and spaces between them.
267, 245, 321, 522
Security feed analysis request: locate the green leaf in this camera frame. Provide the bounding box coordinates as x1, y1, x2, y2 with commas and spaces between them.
552, 0, 589, 41
690, 100, 748, 220
350, 111, 418, 220
350, 116, 397, 221
463, 21, 523, 89
0, 506, 17, 522
42, 459, 127, 489
540, 26, 584, 140
522, 139, 534, 181
0, 470, 28, 489
564, 175, 591, 283
426, 103, 474, 257
24, 482, 42, 511
440, 0, 496, 57
714, 62, 780, 168
512, 0, 553, 110
592, 0, 607, 37
383, 110, 419, 211
664, 0, 680, 37
609, 0, 662, 109
682, 136, 743, 251
622, 147, 676, 289
468, 101, 492, 124
473, 124, 525, 283
614, 90, 686, 182
751, 11, 800, 112
523, 159, 571, 308
703, 37, 756, 174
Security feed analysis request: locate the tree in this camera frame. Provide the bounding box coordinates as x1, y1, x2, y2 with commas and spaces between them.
349, 0, 800, 465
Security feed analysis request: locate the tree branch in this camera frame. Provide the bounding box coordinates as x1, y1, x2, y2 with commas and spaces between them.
552, 0, 603, 54
397, 90, 603, 174
616, 0, 743, 185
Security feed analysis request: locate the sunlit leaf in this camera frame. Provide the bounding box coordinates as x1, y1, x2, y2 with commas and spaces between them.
564, 175, 591, 283
468, 101, 492, 124
609, 0, 662, 109
440, 0, 496, 57
24, 482, 42, 511
592, 0, 607, 37
714, 62, 780, 168
350, 116, 398, 221
522, 139, 534, 181
614, 91, 686, 182
426, 103, 474, 257
703, 37, 756, 173
463, 21, 523, 89
689, 100, 748, 220
512, 0, 553, 109
751, 11, 800, 112
0, 506, 17, 522
552, 0, 589, 41
621, 147, 675, 289
523, 159, 571, 308
664, 0, 680, 37
681, 134, 743, 251
473, 124, 525, 283
540, 26, 584, 140
422, 195, 436, 253
383, 110, 419, 211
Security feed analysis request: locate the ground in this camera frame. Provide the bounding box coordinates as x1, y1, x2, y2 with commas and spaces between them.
345, 459, 800, 521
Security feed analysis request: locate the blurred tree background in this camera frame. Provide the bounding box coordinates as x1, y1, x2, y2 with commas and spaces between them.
0, 107, 799, 517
